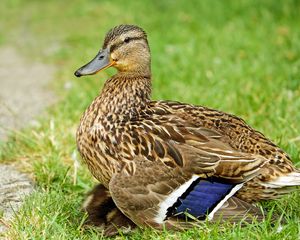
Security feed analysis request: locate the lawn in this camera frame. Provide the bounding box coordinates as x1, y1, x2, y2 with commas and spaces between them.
1, 0, 300, 239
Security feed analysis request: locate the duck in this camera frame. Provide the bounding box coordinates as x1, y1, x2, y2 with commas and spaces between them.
74, 24, 300, 230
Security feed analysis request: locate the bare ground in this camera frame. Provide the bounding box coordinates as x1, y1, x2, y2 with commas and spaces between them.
0, 46, 55, 233
0, 47, 55, 141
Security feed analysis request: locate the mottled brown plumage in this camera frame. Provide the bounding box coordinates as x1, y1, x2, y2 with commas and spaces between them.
82, 184, 135, 236
75, 25, 300, 232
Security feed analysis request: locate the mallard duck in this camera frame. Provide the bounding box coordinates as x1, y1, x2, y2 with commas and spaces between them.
74, 25, 300, 230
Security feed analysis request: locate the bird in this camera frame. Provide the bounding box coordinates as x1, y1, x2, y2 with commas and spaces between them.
74, 24, 300, 231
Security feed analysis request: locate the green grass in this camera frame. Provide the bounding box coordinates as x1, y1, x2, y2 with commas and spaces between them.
1, 0, 300, 239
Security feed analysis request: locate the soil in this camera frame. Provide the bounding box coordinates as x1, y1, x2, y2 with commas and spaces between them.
0, 165, 34, 233
0, 46, 55, 234
0, 47, 55, 141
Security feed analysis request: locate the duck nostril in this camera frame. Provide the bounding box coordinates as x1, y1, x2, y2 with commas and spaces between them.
98, 55, 104, 60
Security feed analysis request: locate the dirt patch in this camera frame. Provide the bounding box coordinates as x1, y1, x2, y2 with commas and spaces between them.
0, 46, 55, 234
0, 165, 34, 233
0, 47, 55, 141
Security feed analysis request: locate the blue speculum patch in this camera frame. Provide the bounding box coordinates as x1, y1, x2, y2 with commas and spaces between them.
166, 178, 235, 219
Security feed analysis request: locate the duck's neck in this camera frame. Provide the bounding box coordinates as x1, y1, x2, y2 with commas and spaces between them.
97, 71, 152, 115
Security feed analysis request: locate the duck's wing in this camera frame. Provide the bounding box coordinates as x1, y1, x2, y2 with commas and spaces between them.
149, 101, 300, 202
109, 157, 265, 229
121, 106, 269, 182
110, 110, 268, 228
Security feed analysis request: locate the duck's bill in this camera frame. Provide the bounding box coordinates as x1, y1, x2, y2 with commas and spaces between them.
74, 48, 114, 77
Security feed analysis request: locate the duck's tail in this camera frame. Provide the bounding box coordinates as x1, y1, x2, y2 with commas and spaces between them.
264, 171, 300, 188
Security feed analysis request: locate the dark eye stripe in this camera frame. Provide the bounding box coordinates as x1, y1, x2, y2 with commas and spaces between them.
125, 36, 143, 42
110, 36, 144, 53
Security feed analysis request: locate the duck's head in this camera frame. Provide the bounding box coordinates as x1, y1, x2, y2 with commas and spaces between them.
74, 25, 150, 77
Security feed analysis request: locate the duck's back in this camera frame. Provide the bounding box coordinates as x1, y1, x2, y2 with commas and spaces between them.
149, 100, 298, 202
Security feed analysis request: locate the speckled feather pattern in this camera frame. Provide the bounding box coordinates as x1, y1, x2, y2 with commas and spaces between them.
77, 72, 295, 202
103, 25, 147, 49
76, 25, 299, 230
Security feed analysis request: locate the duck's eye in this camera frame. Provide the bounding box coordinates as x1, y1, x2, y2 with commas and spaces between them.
124, 37, 130, 43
